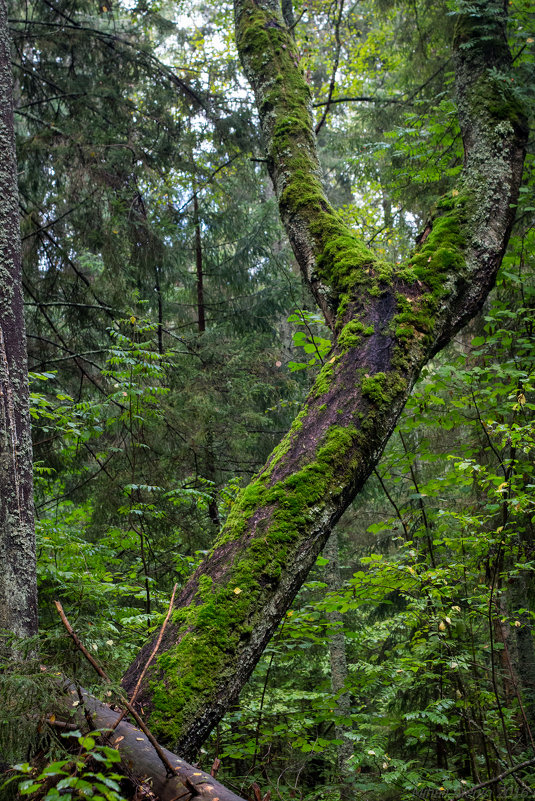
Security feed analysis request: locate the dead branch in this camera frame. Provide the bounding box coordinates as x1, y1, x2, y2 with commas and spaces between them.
109, 584, 178, 732
451, 757, 535, 800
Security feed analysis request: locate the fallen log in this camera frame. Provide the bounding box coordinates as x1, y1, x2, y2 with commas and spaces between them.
65, 685, 247, 801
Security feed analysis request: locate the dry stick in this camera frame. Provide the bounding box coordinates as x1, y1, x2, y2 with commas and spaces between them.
109, 583, 178, 732
451, 756, 535, 800
54, 600, 185, 786
210, 759, 221, 778
250, 617, 287, 772
399, 431, 436, 568
373, 467, 410, 539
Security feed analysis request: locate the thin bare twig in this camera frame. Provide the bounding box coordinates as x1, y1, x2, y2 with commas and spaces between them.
451, 756, 535, 800
373, 467, 410, 539
54, 600, 182, 783
109, 583, 178, 731
315, 0, 345, 135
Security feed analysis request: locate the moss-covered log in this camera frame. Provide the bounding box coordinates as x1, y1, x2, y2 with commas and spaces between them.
0, 0, 37, 641
121, 0, 527, 760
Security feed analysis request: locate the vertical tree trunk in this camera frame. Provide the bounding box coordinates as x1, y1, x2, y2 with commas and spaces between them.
194, 192, 206, 335
508, 570, 535, 744
193, 190, 220, 526
0, 0, 38, 640
323, 533, 353, 800
155, 263, 164, 355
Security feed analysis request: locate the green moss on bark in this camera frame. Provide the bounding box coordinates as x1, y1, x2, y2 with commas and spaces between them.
361, 371, 407, 405
338, 320, 374, 351
148, 423, 361, 744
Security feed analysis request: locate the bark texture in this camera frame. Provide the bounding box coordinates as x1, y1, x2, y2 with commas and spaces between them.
122, 0, 527, 760
0, 0, 37, 641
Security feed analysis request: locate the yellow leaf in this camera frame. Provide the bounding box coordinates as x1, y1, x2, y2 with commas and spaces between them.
497, 482, 508, 492
130, 316, 136, 324
438, 621, 446, 631
234, 587, 242, 594
451, 189, 459, 197
518, 393, 526, 405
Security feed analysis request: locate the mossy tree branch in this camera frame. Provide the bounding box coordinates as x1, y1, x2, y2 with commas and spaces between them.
121, 0, 527, 761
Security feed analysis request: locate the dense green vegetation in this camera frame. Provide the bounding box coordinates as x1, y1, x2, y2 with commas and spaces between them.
1, 0, 534, 798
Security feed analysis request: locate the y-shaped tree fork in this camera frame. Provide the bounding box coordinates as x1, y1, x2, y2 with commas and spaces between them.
121, 0, 527, 772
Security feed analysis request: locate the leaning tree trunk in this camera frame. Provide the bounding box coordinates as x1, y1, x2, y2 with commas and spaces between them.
121, 0, 527, 760
0, 0, 37, 642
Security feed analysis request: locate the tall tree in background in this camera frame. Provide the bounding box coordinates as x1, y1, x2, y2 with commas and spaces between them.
122, 0, 528, 760
0, 0, 37, 641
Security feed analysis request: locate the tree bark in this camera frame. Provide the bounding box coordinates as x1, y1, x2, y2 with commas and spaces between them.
324, 533, 353, 800
58, 685, 248, 801
0, 0, 37, 641
121, 0, 527, 761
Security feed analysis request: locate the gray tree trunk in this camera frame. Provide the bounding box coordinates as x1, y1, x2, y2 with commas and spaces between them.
0, 0, 38, 641
324, 533, 353, 800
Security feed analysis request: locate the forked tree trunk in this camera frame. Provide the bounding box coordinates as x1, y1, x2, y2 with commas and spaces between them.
0, 0, 37, 642
121, 0, 527, 761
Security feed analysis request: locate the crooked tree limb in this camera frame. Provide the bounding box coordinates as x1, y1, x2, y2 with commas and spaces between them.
121, 0, 527, 762
55, 600, 182, 779
109, 583, 178, 732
